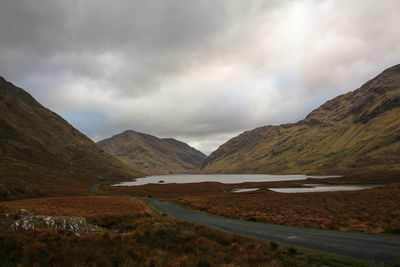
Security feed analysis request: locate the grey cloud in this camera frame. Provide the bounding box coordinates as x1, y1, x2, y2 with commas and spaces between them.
1, 0, 400, 154
1, 1, 228, 88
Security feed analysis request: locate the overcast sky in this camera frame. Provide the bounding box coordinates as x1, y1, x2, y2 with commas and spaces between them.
1, 0, 400, 154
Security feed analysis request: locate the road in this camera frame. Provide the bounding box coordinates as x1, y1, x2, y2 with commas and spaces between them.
147, 197, 400, 265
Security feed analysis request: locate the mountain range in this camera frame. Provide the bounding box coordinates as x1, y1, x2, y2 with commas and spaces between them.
98, 130, 206, 174
0, 76, 142, 199
2, 63, 399, 200
201, 64, 400, 176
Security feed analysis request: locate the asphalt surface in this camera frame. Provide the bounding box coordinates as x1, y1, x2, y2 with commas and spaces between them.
147, 197, 400, 265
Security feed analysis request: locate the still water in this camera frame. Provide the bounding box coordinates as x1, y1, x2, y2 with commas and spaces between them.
230, 188, 260, 193
114, 174, 340, 186
268, 184, 379, 193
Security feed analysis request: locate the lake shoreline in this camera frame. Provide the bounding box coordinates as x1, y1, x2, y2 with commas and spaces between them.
114, 173, 342, 186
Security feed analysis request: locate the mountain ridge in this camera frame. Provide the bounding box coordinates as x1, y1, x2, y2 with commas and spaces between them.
201, 64, 400, 175
98, 130, 206, 174
0, 76, 143, 199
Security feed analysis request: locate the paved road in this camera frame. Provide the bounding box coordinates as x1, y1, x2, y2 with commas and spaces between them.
147, 198, 400, 265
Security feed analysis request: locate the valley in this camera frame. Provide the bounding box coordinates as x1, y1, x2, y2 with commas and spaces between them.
3, 1, 400, 265
100, 174, 400, 235
1, 65, 400, 266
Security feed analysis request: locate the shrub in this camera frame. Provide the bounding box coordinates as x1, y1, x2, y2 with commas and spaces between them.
288, 246, 298, 255
248, 217, 257, 222
270, 241, 279, 250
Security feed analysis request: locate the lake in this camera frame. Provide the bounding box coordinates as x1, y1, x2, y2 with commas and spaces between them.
114, 174, 341, 186
268, 184, 379, 193
230, 188, 260, 193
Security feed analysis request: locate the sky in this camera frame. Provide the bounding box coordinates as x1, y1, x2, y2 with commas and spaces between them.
1, 0, 400, 155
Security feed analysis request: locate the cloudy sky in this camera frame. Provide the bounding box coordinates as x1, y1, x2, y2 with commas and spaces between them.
1, 0, 400, 154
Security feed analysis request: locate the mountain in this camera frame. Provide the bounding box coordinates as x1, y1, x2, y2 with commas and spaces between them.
0, 76, 142, 199
201, 64, 400, 175
97, 130, 206, 174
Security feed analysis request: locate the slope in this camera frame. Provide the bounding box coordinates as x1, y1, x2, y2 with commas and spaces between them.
0, 76, 142, 199
201, 64, 400, 175
98, 130, 206, 174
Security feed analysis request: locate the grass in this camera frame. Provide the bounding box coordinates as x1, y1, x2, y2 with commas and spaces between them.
102, 177, 400, 234
174, 185, 400, 233
0, 198, 384, 267
146, 199, 168, 216
0, 196, 154, 219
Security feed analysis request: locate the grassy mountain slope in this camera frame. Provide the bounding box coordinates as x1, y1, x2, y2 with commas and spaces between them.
201, 64, 400, 175
98, 131, 206, 174
0, 76, 142, 199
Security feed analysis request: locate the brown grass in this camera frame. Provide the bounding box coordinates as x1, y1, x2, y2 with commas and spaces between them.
0, 197, 379, 267
174, 184, 400, 233
101, 176, 400, 233
0, 196, 153, 219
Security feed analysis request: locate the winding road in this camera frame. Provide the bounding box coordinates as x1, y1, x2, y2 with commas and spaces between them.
147, 197, 400, 265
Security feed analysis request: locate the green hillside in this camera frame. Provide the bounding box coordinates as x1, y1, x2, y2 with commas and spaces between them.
201, 64, 400, 176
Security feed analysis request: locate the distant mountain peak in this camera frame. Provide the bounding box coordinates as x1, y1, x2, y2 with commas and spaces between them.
98, 130, 206, 174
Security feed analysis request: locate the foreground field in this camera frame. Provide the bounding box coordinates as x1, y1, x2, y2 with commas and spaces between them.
1, 196, 153, 219
102, 176, 400, 234
0, 196, 381, 266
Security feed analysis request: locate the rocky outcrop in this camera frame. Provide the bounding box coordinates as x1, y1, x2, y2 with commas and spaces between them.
10, 209, 101, 236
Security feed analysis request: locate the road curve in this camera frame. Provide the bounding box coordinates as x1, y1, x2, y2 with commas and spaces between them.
147, 197, 400, 265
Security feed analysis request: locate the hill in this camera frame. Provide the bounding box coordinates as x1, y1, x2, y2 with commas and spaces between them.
0, 76, 142, 199
98, 131, 206, 174
201, 64, 400, 175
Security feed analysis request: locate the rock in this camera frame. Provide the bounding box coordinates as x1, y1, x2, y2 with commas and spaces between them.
11, 209, 101, 236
